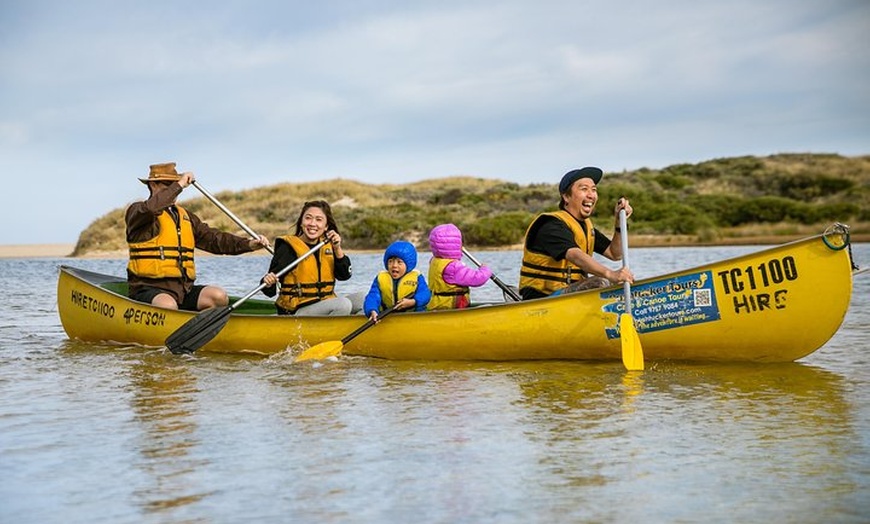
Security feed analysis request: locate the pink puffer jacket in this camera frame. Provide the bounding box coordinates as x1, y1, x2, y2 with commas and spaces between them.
428, 223, 492, 287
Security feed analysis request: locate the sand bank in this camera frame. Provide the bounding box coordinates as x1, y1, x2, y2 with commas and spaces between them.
0, 244, 77, 258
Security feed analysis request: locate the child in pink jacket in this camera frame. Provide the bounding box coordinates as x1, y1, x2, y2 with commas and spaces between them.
427, 223, 493, 310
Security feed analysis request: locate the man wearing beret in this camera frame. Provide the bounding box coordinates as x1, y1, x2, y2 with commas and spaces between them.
518, 166, 635, 300
126, 162, 271, 311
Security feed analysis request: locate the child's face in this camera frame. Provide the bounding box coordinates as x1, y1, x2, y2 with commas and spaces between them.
387, 257, 407, 278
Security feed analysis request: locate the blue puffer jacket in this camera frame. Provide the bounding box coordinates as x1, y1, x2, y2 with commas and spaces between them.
364, 240, 431, 316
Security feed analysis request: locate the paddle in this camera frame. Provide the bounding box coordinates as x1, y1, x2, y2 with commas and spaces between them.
192, 181, 274, 254
295, 293, 414, 362
461, 247, 522, 302
164, 240, 327, 355
618, 208, 644, 371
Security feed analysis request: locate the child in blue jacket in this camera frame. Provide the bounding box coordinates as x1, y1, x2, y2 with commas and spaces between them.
363, 240, 431, 321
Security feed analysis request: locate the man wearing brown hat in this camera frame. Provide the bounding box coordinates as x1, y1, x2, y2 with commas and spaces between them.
126, 162, 271, 311
518, 166, 635, 300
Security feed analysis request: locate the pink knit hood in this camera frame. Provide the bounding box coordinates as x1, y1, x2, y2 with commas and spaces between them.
428, 223, 463, 260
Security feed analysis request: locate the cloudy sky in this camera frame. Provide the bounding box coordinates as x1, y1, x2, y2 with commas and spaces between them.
1, 1, 868, 245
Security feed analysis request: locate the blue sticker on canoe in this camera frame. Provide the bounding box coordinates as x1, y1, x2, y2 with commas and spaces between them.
602, 270, 721, 339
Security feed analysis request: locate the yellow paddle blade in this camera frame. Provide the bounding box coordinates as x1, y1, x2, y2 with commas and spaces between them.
620, 313, 644, 371
295, 340, 344, 362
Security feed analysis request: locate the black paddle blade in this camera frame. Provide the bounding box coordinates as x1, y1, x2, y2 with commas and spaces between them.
164, 306, 232, 355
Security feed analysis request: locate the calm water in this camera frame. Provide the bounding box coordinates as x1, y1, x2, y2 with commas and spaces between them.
2, 245, 869, 523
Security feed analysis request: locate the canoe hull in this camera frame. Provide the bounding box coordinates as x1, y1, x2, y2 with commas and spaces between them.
57, 232, 855, 362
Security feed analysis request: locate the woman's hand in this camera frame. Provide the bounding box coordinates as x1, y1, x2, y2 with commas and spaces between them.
326, 230, 343, 256
326, 230, 341, 246
263, 272, 278, 286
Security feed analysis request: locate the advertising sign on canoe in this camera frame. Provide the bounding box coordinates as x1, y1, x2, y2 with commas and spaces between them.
601, 271, 721, 339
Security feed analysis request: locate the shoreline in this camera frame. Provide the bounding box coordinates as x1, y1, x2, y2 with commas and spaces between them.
4, 233, 868, 259
0, 244, 78, 259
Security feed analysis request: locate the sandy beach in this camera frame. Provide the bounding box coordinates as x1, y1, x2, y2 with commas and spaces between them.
0, 244, 78, 258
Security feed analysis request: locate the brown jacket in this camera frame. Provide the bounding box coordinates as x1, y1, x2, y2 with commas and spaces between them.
126, 182, 254, 303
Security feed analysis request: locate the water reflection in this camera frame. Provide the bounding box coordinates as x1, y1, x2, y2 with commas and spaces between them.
263, 359, 545, 522
274, 358, 862, 521
125, 353, 213, 514
511, 361, 859, 521
28, 330, 870, 522
62, 341, 210, 517
49, 341, 213, 518
620, 371, 645, 413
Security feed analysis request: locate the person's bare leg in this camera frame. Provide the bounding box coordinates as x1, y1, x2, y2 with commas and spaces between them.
151, 293, 179, 310
197, 286, 229, 310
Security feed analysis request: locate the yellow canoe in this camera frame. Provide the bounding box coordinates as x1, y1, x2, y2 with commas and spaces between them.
57, 226, 857, 362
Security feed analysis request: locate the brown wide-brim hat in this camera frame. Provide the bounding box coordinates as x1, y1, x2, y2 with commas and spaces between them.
139, 162, 182, 184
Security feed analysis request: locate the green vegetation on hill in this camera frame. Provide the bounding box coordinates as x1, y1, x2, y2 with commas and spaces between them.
72, 153, 870, 256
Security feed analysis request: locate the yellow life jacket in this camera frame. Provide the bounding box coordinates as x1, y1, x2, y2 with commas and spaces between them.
275, 235, 336, 313
519, 210, 595, 296
427, 257, 469, 310
376, 270, 420, 309
127, 206, 196, 280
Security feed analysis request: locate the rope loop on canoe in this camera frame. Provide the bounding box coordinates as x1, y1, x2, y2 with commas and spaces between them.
822, 222, 850, 251
823, 222, 859, 271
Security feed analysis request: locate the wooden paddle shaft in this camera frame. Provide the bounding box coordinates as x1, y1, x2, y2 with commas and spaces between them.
230, 240, 327, 310
461, 247, 522, 302
165, 239, 329, 353
619, 209, 632, 316
342, 307, 396, 344
342, 292, 415, 344
192, 181, 274, 254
